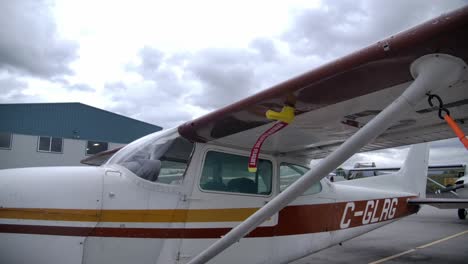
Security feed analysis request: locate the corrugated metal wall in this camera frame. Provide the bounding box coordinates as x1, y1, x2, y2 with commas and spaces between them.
0, 103, 162, 143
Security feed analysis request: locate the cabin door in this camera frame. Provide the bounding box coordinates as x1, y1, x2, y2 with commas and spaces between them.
177, 148, 278, 263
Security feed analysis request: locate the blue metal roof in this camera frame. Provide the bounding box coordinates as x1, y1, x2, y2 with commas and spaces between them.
0, 103, 162, 143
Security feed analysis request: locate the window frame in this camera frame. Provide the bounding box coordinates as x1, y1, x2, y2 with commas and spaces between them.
0, 132, 12, 150
37, 136, 63, 154
85, 140, 109, 156
198, 148, 275, 197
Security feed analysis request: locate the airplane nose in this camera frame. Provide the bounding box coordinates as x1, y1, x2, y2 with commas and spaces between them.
0, 166, 105, 264
0, 166, 104, 215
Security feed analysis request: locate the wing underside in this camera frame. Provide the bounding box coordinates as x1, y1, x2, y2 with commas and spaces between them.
178, 7, 468, 160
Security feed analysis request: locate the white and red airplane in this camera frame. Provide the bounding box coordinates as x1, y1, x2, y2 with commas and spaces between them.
2, 6, 468, 264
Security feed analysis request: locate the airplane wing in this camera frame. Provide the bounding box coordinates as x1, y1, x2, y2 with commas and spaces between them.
80, 147, 122, 166
178, 6, 468, 159
185, 7, 468, 264
408, 198, 468, 209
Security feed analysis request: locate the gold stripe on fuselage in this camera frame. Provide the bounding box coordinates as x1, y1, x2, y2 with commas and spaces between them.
0, 208, 259, 222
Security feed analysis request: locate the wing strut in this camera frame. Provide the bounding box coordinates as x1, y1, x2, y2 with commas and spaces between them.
428, 177, 459, 196
187, 54, 466, 264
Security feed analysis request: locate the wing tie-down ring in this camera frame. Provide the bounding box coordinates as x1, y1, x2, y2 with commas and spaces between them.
427, 93, 468, 150
427, 93, 450, 119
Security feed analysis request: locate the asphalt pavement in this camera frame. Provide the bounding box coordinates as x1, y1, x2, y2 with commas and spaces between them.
293, 206, 468, 264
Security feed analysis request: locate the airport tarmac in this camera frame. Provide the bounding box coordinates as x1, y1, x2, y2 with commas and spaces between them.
293, 206, 468, 264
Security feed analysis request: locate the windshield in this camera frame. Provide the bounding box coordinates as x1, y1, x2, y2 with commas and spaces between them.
107, 128, 194, 184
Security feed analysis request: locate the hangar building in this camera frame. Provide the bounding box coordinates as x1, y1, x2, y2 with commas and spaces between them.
0, 103, 162, 169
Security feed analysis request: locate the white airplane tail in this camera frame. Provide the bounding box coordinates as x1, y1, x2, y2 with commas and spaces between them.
337, 143, 430, 197
396, 143, 430, 198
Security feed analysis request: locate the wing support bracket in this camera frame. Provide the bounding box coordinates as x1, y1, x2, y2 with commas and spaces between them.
187, 54, 467, 264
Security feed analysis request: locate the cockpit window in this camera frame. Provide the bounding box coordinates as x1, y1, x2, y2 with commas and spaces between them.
107, 128, 194, 184
200, 151, 272, 195
280, 163, 321, 195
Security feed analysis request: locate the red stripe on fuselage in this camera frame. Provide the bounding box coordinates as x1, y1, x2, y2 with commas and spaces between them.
0, 197, 418, 238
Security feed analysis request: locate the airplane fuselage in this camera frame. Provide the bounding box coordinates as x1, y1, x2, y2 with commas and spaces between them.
0, 139, 421, 264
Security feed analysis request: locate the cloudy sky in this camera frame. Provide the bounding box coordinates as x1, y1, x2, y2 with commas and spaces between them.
1, 0, 467, 168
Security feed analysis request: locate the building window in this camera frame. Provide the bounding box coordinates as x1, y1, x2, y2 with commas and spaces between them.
86, 141, 108, 155
0, 132, 12, 149
38, 136, 63, 153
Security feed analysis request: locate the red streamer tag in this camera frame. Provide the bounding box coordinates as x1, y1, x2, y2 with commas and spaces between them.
248, 121, 288, 172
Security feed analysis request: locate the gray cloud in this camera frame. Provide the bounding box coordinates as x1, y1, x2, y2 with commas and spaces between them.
0, 72, 95, 105
186, 48, 260, 109
183, 39, 292, 110
132, 47, 165, 79
129, 46, 263, 112
101, 47, 198, 128
0, 75, 40, 103
429, 138, 468, 165
283, 0, 467, 58
249, 38, 279, 62
104, 52, 195, 129
283, 0, 365, 57
132, 105, 193, 129
107, 43, 280, 126
104, 45, 268, 127
129, 46, 189, 96
104, 82, 127, 92
0, 1, 78, 77
104, 82, 194, 129
67, 83, 95, 92
0, 76, 27, 94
